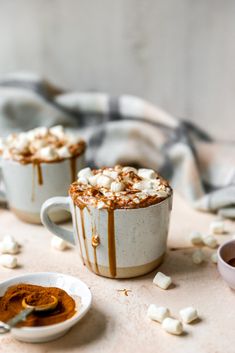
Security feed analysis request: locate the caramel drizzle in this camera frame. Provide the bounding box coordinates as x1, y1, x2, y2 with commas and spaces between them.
70, 157, 77, 183
79, 207, 92, 269
31, 164, 35, 202
74, 203, 85, 265
108, 209, 116, 278
36, 162, 43, 185
91, 234, 100, 275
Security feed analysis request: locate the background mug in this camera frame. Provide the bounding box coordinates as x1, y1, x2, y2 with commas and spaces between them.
0, 155, 84, 224
41, 194, 172, 278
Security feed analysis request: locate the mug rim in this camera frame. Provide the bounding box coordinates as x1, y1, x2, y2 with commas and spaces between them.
217, 239, 235, 270
0, 153, 84, 166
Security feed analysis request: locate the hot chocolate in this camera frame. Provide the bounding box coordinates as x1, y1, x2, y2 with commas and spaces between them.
69, 165, 172, 210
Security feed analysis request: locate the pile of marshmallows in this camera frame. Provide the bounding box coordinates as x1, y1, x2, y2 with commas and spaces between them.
0, 126, 82, 161
148, 272, 198, 335
76, 166, 171, 208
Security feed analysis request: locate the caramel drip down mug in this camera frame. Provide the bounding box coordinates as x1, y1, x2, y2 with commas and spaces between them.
41, 195, 173, 279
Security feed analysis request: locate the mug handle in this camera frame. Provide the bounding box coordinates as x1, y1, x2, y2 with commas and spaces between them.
0, 161, 7, 203
40, 196, 76, 245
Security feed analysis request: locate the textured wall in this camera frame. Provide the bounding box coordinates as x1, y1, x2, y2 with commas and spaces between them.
0, 0, 235, 139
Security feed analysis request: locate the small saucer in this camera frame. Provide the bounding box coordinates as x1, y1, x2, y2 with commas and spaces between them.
0, 272, 92, 343
217, 240, 235, 290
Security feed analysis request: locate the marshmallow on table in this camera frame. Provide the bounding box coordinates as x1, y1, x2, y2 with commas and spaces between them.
211, 252, 218, 264
147, 305, 170, 323
51, 236, 68, 251
192, 249, 205, 264
0, 235, 19, 255
153, 272, 172, 290
179, 307, 198, 324
210, 220, 225, 235
138, 168, 156, 180
0, 254, 17, 269
202, 235, 218, 248
190, 231, 203, 245
162, 318, 183, 335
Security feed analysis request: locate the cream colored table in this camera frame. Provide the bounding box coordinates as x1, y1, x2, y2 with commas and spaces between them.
0, 193, 234, 353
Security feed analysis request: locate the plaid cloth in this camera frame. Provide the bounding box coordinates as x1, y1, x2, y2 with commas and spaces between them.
0, 72, 234, 219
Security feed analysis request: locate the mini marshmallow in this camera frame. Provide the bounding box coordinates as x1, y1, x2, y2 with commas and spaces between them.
3, 234, 15, 243
38, 146, 58, 160
57, 146, 71, 159
28, 127, 48, 140
192, 249, 205, 264
133, 180, 153, 191
97, 201, 106, 209
97, 175, 113, 189
103, 170, 119, 179
110, 181, 125, 192
162, 318, 183, 335
77, 167, 93, 179
88, 174, 100, 186
190, 231, 203, 245
202, 235, 218, 248
50, 125, 64, 138
0, 240, 19, 254
123, 166, 138, 174
0, 254, 17, 268
179, 306, 198, 324
153, 272, 172, 290
51, 236, 68, 251
147, 305, 170, 323
211, 252, 218, 264
77, 176, 88, 184
209, 220, 225, 235
138, 168, 156, 180
156, 190, 169, 198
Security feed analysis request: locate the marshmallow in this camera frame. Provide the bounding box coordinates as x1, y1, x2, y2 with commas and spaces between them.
97, 201, 106, 209
156, 190, 169, 198
138, 168, 156, 180
179, 307, 198, 324
13, 133, 29, 152
38, 146, 58, 161
51, 236, 68, 251
28, 127, 48, 140
110, 181, 125, 192
190, 231, 203, 245
66, 132, 81, 145
202, 235, 218, 248
78, 176, 88, 184
211, 252, 218, 264
88, 174, 100, 186
209, 220, 225, 235
77, 167, 93, 179
0, 240, 19, 254
50, 125, 64, 138
162, 318, 183, 335
0, 254, 17, 269
57, 146, 71, 159
192, 249, 205, 264
97, 175, 113, 189
103, 170, 119, 179
123, 166, 138, 174
3, 234, 15, 243
153, 272, 172, 290
133, 180, 153, 191
147, 305, 170, 323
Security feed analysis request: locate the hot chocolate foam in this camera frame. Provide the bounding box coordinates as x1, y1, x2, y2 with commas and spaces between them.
70, 165, 172, 210
0, 126, 86, 164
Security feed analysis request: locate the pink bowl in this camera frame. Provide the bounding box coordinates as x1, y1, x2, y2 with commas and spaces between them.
217, 240, 235, 289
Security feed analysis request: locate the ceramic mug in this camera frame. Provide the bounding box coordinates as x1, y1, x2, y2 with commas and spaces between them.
41, 194, 173, 278
0, 155, 85, 224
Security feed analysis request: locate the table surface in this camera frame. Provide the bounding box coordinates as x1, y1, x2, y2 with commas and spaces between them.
0, 193, 234, 353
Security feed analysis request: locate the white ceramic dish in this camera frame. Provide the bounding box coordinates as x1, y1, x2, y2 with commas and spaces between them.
0, 272, 92, 343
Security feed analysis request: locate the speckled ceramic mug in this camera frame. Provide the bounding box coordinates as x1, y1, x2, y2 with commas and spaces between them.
0, 155, 85, 224
41, 194, 173, 278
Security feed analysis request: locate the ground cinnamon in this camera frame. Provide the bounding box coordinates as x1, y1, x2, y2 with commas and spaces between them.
0, 283, 76, 327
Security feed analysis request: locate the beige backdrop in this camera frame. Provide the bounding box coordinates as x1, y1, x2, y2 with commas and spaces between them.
0, 0, 235, 140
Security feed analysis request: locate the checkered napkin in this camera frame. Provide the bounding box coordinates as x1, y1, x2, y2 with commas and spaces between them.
0, 72, 234, 218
